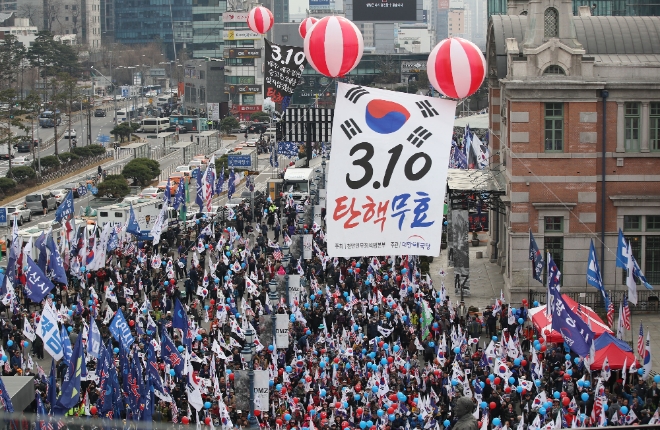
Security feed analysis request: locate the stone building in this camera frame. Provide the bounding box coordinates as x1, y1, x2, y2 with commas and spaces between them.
486, 1, 660, 301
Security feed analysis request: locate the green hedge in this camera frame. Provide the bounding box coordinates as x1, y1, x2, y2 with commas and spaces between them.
0, 177, 16, 193
6, 166, 37, 182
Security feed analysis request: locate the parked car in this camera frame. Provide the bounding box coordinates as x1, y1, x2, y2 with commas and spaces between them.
115, 95, 125, 102
175, 165, 192, 177
225, 197, 246, 209
63, 129, 77, 139
51, 188, 70, 206
248, 123, 267, 133
12, 156, 32, 166
189, 159, 204, 169
245, 138, 258, 147
5, 205, 31, 226
25, 192, 57, 213
17, 140, 34, 152
94, 108, 106, 117
139, 187, 164, 199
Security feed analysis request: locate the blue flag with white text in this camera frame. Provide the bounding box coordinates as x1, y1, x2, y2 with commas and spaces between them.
54, 190, 74, 222
529, 230, 544, 283
36, 232, 48, 273
0, 375, 14, 412
57, 332, 85, 410
23, 255, 55, 303
549, 288, 594, 358
173, 177, 185, 211
161, 332, 185, 377
60, 326, 72, 364
587, 240, 607, 302
46, 235, 68, 284
195, 167, 204, 212
87, 318, 102, 359
616, 229, 627, 268
109, 309, 135, 348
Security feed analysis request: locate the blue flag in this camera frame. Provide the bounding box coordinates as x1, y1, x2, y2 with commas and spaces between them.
195, 167, 204, 211
632, 256, 654, 290
107, 229, 119, 252
529, 230, 544, 283
0, 375, 14, 412
46, 235, 68, 284
60, 326, 72, 364
616, 229, 628, 268
48, 358, 57, 407
128, 350, 142, 418
109, 309, 135, 348
35, 392, 46, 430
161, 332, 185, 377
173, 298, 192, 350
126, 203, 141, 236
164, 178, 171, 203
587, 240, 606, 300
57, 332, 86, 410
228, 168, 236, 200
54, 190, 74, 222
215, 167, 225, 195
173, 179, 185, 210
147, 342, 168, 398
549, 287, 594, 358
87, 318, 102, 359
36, 232, 48, 273
23, 255, 56, 302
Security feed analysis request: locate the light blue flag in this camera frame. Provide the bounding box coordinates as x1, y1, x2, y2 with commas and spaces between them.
126, 203, 141, 236
60, 326, 72, 364
87, 318, 102, 359
54, 190, 74, 222
23, 255, 55, 303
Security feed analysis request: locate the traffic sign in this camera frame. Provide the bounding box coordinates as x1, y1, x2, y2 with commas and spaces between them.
0, 208, 6, 227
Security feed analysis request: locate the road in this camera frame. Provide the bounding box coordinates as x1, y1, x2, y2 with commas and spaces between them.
3, 102, 137, 177
4, 133, 273, 232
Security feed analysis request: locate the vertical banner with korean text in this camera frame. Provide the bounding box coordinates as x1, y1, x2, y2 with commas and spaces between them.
264, 40, 307, 105
326, 83, 456, 257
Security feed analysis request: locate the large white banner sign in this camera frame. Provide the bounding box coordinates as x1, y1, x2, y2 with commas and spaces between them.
327, 83, 456, 257
275, 314, 289, 348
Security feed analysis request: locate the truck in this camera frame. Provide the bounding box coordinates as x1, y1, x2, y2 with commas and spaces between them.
283, 167, 314, 203
96, 199, 176, 240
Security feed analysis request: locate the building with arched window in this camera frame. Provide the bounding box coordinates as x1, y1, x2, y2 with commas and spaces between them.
485, 0, 660, 302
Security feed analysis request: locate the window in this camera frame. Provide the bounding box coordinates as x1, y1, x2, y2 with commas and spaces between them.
544, 8, 558, 37
545, 216, 564, 232
543, 65, 565, 75
650, 102, 660, 151
625, 102, 640, 152
545, 102, 564, 151
646, 236, 660, 284
624, 215, 641, 231
647, 215, 660, 231
546, 237, 564, 273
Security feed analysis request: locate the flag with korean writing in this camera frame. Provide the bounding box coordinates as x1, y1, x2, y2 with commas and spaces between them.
326, 83, 456, 257
23, 255, 55, 303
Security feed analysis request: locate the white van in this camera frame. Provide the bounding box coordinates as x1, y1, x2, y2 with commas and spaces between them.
156, 96, 172, 107
141, 117, 170, 133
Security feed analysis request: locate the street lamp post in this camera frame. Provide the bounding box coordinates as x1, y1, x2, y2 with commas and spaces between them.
240, 327, 259, 429
321, 154, 326, 188
268, 279, 278, 344
91, 65, 117, 122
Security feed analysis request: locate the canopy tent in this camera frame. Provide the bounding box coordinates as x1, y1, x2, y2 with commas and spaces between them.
528, 294, 613, 343
591, 332, 638, 370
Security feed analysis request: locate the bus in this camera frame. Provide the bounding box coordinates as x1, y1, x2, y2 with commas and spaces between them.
39, 110, 61, 128
116, 107, 136, 123
142, 85, 162, 95
169, 115, 209, 133
141, 117, 170, 133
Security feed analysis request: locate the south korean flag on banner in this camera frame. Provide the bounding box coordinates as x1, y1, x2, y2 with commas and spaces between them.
326, 83, 457, 258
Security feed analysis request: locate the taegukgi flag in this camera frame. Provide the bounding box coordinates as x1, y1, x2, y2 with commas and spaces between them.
326, 83, 456, 258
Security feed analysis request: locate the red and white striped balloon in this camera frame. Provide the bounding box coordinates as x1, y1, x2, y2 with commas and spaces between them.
427, 37, 486, 99
298, 17, 318, 39
247, 6, 274, 34
304, 16, 363, 78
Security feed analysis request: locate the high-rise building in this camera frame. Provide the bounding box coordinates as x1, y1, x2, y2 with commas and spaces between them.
100, 0, 114, 43
17, 0, 101, 49
191, 0, 226, 59
113, 0, 192, 58
222, 11, 264, 120
273, 0, 289, 23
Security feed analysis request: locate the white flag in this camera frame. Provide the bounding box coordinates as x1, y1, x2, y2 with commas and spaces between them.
23, 317, 36, 342
150, 204, 168, 245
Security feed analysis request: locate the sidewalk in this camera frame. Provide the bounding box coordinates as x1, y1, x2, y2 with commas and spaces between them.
428, 231, 503, 311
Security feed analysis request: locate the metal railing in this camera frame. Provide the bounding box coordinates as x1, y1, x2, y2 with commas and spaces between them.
38, 154, 111, 184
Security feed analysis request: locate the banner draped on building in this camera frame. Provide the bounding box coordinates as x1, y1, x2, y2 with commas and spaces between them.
264, 40, 306, 105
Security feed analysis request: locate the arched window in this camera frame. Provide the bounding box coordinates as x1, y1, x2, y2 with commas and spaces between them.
544, 7, 559, 37
543, 65, 566, 75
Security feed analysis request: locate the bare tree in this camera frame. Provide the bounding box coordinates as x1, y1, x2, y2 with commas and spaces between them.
43, 0, 65, 33
17, 2, 42, 27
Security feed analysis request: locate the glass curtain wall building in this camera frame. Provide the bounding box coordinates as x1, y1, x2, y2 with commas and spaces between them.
191, 0, 226, 58
114, 0, 192, 58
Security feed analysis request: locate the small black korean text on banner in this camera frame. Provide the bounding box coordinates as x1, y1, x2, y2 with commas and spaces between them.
264, 39, 307, 104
